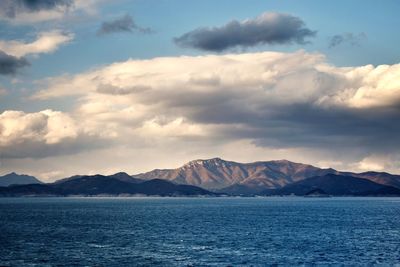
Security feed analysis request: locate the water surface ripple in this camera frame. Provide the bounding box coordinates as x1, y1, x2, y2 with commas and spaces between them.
1, 197, 400, 266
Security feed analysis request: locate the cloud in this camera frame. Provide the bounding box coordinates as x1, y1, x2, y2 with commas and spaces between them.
0, 31, 74, 57
0, 50, 30, 75
0, 109, 112, 158
30, 51, 400, 159
96, 84, 151, 95
97, 14, 152, 36
174, 12, 316, 51
1, 50, 398, 175
329, 32, 367, 48
0, 0, 73, 18
0, 0, 100, 23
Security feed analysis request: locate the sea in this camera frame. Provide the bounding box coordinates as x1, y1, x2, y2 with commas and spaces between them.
1, 197, 400, 266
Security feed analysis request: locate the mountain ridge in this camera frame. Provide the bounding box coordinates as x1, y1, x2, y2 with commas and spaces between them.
2, 157, 400, 197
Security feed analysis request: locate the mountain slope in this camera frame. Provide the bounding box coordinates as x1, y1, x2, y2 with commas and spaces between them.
267, 174, 400, 196
0, 172, 42, 187
134, 158, 337, 190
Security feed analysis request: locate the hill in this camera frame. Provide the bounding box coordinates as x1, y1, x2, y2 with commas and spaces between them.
267, 174, 400, 196
0, 172, 42, 187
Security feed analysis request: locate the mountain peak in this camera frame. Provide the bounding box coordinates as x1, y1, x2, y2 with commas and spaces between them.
183, 157, 231, 168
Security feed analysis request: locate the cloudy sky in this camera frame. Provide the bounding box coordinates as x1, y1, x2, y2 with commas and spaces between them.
0, 0, 400, 181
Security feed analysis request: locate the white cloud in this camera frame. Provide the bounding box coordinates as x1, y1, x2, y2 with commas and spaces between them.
33, 51, 400, 109
0, 109, 113, 159
357, 157, 385, 172
0, 31, 74, 57
137, 117, 208, 138
0, 109, 78, 146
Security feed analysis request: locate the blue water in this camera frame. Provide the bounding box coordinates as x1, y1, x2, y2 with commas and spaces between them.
1, 197, 400, 266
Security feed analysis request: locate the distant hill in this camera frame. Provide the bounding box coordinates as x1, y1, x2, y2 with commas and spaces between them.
0, 172, 42, 187
266, 174, 400, 196
0, 174, 215, 197
54, 172, 144, 184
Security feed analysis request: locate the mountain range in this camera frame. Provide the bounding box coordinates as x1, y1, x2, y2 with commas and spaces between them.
1, 158, 400, 196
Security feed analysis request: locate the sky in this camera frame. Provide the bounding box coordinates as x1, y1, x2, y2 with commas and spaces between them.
0, 0, 400, 181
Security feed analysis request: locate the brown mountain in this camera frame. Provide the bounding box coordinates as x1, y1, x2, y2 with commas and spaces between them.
133, 158, 337, 190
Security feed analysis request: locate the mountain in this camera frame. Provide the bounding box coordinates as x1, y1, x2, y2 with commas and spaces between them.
0, 174, 215, 197
0, 172, 42, 187
134, 158, 337, 191
267, 174, 400, 196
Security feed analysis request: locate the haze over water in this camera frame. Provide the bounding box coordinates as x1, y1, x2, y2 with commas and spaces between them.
1, 197, 399, 266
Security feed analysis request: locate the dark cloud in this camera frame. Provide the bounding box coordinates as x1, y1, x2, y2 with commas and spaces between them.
184, 99, 400, 155
329, 32, 367, 48
0, 50, 30, 75
0, 136, 111, 159
97, 14, 152, 36
252, 104, 400, 152
174, 12, 316, 51
0, 0, 72, 18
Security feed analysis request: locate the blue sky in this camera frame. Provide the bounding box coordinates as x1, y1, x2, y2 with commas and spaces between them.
0, 0, 400, 180
3, 0, 400, 79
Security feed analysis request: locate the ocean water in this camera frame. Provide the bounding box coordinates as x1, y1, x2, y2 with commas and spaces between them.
1, 197, 400, 266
